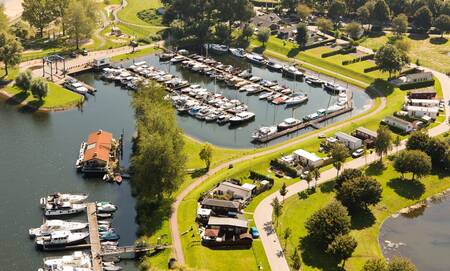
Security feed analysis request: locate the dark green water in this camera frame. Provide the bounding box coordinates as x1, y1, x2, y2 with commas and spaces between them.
379, 195, 450, 271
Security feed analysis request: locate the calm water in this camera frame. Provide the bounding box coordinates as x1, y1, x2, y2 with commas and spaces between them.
106, 54, 372, 148
0, 82, 139, 270
379, 195, 450, 271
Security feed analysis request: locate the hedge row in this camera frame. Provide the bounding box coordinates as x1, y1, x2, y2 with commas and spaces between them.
321, 46, 357, 58
249, 171, 274, 186
270, 159, 298, 177
363, 66, 379, 73
342, 54, 375, 65
301, 38, 336, 51
399, 80, 435, 90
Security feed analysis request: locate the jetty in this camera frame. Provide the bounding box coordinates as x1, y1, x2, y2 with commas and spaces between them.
87, 202, 103, 271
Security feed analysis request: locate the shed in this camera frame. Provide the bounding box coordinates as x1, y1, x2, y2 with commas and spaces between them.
293, 149, 323, 168
335, 131, 363, 150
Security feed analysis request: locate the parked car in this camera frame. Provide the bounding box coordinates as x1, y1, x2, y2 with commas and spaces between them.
250, 227, 259, 239
69, 51, 77, 58
81, 49, 88, 56
352, 148, 365, 158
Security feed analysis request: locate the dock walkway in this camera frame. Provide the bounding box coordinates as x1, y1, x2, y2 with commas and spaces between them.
87, 203, 102, 271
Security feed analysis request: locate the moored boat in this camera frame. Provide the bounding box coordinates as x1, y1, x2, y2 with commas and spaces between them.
252, 126, 278, 140
40, 193, 88, 207
267, 61, 283, 72
29, 220, 88, 238
44, 202, 86, 217
277, 118, 302, 130
35, 230, 89, 248
285, 94, 308, 105
229, 111, 255, 124
245, 53, 267, 66
229, 48, 246, 58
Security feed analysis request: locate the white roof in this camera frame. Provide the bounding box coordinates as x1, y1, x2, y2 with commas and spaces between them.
208, 216, 248, 228
293, 149, 322, 162
335, 131, 362, 144
410, 99, 439, 105
405, 106, 439, 113
242, 183, 256, 190
197, 208, 212, 216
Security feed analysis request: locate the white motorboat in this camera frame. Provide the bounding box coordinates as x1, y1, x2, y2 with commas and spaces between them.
285, 94, 308, 105
324, 82, 346, 93
245, 53, 267, 65
252, 126, 278, 140
170, 56, 185, 64
238, 69, 252, 79
326, 104, 344, 113
229, 111, 255, 124
96, 201, 117, 213
277, 118, 302, 130
44, 202, 86, 217
40, 193, 88, 207
35, 230, 89, 247
282, 66, 303, 79
229, 48, 246, 58
204, 43, 229, 54
267, 61, 283, 72
258, 92, 273, 100
42, 251, 92, 270
29, 220, 88, 238
305, 75, 325, 86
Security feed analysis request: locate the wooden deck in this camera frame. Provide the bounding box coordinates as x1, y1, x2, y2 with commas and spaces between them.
100, 244, 171, 256
87, 202, 102, 271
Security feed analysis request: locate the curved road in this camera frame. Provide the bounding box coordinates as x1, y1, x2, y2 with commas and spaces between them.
253, 69, 450, 271
169, 69, 387, 265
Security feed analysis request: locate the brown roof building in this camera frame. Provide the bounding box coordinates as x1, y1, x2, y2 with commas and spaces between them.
84, 130, 113, 163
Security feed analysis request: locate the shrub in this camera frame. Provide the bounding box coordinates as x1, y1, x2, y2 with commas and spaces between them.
15, 70, 33, 91
270, 159, 298, 177
363, 66, 379, 73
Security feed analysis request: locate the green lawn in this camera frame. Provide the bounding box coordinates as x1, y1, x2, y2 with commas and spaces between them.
360, 32, 450, 74
277, 162, 450, 271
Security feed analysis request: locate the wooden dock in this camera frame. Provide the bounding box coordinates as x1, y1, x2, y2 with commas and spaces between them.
100, 244, 171, 256
87, 202, 103, 271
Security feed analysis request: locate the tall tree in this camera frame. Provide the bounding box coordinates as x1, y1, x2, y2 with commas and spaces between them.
281, 0, 299, 13
317, 17, 334, 33
394, 135, 401, 152
0, 32, 23, 76
434, 14, 450, 37
330, 143, 349, 177
280, 182, 288, 201
345, 21, 363, 39
22, 0, 55, 37
392, 13, 409, 36
328, 0, 347, 20
387, 256, 417, 271
335, 168, 364, 188
426, 137, 450, 171
413, 6, 433, 30
336, 175, 383, 210
312, 167, 321, 188
393, 150, 431, 180
241, 23, 254, 41
296, 4, 312, 21
30, 78, 48, 100
52, 0, 70, 35
305, 201, 351, 248
283, 227, 291, 252
64, 0, 96, 49
15, 70, 33, 91
374, 125, 393, 162
326, 234, 357, 268
305, 172, 313, 189
199, 143, 213, 170
290, 248, 302, 270
357, 5, 372, 30
296, 23, 309, 47
406, 130, 430, 151
214, 0, 254, 43
375, 44, 408, 77
362, 258, 388, 271
257, 27, 270, 46
372, 0, 391, 26
271, 197, 283, 228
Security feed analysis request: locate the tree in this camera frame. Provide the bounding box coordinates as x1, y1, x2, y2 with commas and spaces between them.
392, 13, 408, 36
257, 27, 270, 46
22, 0, 55, 37
305, 172, 313, 189
312, 167, 320, 188
296, 4, 312, 21
0, 32, 23, 76
30, 78, 48, 100
317, 17, 334, 33
335, 168, 364, 188
241, 23, 254, 41
199, 143, 213, 170
305, 201, 351, 248
281, 0, 298, 13
374, 125, 393, 162
215, 23, 230, 44
328, 0, 347, 20
280, 182, 288, 201
426, 137, 450, 171
296, 23, 309, 47
375, 44, 408, 78
406, 130, 430, 151
290, 248, 302, 270
11, 20, 33, 40
387, 256, 417, 271
214, 0, 254, 42
330, 143, 349, 177
362, 258, 388, 271
15, 70, 33, 91
326, 234, 357, 268
394, 149, 431, 180
271, 197, 283, 228
357, 5, 372, 30
64, 0, 96, 50
372, 0, 391, 26
336, 176, 383, 210
434, 14, 450, 38
345, 21, 363, 40
283, 227, 291, 252
394, 135, 401, 152
413, 6, 433, 30
52, 0, 70, 35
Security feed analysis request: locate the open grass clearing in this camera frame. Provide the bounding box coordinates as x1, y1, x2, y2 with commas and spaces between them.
277, 161, 450, 271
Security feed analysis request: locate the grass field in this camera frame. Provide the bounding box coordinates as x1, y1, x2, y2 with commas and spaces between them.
360, 32, 450, 74
277, 161, 450, 271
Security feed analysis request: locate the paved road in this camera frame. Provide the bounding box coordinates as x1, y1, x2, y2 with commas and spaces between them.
253, 69, 450, 271
169, 66, 387, 265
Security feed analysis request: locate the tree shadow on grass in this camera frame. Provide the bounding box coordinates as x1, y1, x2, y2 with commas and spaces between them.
190, 168, 208, 178
408, 33, 429, 41
387, 178, 425, 200
365, 160, 386, 176
252, 46, 265, 54
367, 79, 395, 98
299, 236, 340, 271
430, 37, 448, 45
287, 47, 301, 58
135, 196, 173, 237
367, 31, 386, 38
350, 208, 376, 230
320, 180, 337, 193
6, 91, 29, 106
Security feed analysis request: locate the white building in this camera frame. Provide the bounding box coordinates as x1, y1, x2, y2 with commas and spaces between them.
383, 116, 414, 133
405, 105, 439, 120
408, 99, 440, 108
293, 149, 324, 168
335, 131, 363, 150
214, 182, 253, 203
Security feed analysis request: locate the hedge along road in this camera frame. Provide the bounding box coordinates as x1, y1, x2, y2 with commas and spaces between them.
253, 68, 450, 271
169, 63, 388, 266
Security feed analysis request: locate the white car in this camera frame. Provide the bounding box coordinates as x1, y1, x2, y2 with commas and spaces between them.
352, 148, 365, 158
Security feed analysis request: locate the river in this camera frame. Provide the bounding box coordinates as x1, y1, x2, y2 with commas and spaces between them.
379, 194, 450, 271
